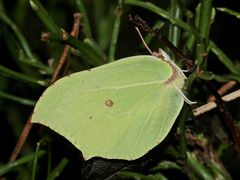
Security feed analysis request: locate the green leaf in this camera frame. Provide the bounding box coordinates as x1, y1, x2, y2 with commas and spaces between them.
0, 150, 46, 176
46, 158, 68, 180
29, 0, 61, 34
83, 38, 107, 63
199, 71, 240, 82
151, 160, 182, 172
0, 90, 36, 106
186, 152, 213, 180
32, 55, 186, 160
0, 65, 47, 86
217, 7, 240, 20
210, 41, 240, 75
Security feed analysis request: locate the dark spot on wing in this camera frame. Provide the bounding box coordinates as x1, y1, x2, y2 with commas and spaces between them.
105, 99, 113, 107
89, 116, 93, 119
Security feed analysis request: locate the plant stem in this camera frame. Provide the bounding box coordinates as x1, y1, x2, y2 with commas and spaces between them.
0, 0, 53, 73
41, 32, 106, 66
0, 150, 46, 176
178, 104, 190, 157
0, 91, 36, 106
31, 141, 41, 180
76, 0, 92, 38
29, 0, 61, 34
0, 10, 33, 61
186, 152, 213, 180
210, 41, 240, 75
196, 0, 213, 66
0, 65, 47, 86
125, 0, 198, 35
9, 114, 33, 162
51, 13, 81, 82
109, 0, 122, 62
168, 0, 182, 47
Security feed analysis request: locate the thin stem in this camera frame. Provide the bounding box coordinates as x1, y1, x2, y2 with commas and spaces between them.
130, 15, 196, 71
168, 0, 182, 47
0, 65, 47, 86
186, 152, 213, 180
0, 150, 46, 176
9, 114, 33, 162
109, 0, 122, 62
46, 158, 69, 180
41, 32, 106, 66
195, 0, 213, 66
0, 1, 53, 73
198, 0, 213, 41
216, 7, 240, 19
51, 13, 81, 82
76, 0, 92, 38
125, 0, 198, 35
204, 81, 240, 155
208, 80, 237, 102
29, 0, 61, 34
0, 91, 36, 106
210, 41, 240, 75
178, 104, 190, 157
0, 11, 33, 60
193, 89, 240, 116
31, 141, 41, 180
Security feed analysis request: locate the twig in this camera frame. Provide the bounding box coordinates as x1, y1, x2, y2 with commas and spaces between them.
129, 15, 197, 71
207, 80, 237, 102
204, 81, 240, 155
9, 114, 33, 162
8, 13, 81, 162
51, 13, 81, 82
193, 89, 240, 116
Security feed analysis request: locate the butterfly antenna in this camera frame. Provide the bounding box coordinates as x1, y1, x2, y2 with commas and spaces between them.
135, 27, 154, 56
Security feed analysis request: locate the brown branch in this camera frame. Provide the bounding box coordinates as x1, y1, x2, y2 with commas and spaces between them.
204, 81, 240, 156
51, 13, 81, 82
193, 89, 240, 116
9, 114, 33, 162
129, 15, 197, 71
8, 13, 81, 162
207, 80, 237, 102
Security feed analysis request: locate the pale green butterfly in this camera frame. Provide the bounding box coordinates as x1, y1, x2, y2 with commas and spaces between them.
31, 47, 194, 160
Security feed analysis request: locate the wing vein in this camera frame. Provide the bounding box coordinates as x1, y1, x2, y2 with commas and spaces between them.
83, 80, 165, 93
133, 89, 165, 152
